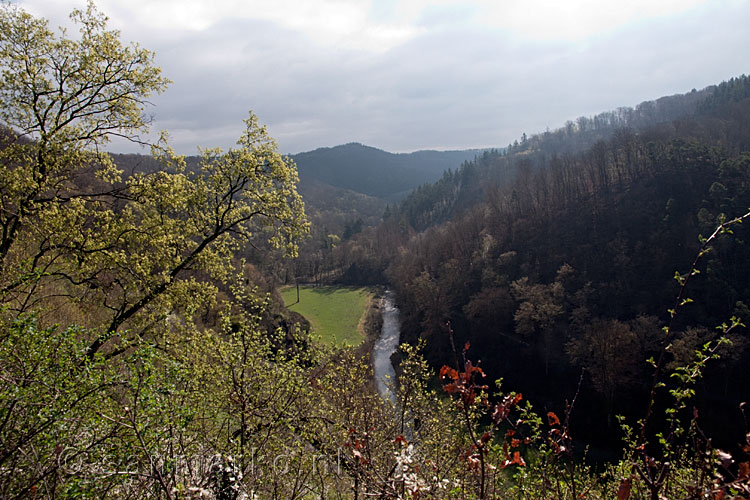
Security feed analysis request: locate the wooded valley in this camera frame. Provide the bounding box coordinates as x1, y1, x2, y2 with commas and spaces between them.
321, 75, 750, 454
1, 2, 749, 499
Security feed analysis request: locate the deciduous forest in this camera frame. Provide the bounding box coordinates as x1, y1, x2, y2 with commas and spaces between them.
1, 2, 749, 499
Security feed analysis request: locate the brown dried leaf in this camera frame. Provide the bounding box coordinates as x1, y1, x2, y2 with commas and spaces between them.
616, 477, 632, 500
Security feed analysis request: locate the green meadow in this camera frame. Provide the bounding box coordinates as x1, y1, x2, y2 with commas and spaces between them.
280, 285, 373, 346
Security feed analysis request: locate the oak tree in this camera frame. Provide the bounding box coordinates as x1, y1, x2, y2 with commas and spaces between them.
0, 1, 308, 360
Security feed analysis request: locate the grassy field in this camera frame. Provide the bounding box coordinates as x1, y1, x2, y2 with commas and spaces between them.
280, 285, 373, 346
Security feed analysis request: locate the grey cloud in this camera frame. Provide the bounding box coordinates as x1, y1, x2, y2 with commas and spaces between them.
119, 1, 750, 155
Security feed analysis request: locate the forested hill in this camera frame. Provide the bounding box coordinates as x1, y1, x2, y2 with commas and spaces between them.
110, 142, 485, 241
291, 142, 486, 200
393, 80, 733, 231
331, 74, 750, 451
112, 143, 484, 203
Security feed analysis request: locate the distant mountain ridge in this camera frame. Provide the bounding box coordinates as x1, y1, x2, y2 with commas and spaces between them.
112, 142, 487, 203
291, 142, 487, 201
110, 142, 484, 242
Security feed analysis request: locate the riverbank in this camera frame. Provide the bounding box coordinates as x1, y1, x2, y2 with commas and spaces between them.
355, 288, 384, 356
279, 284, 398, 400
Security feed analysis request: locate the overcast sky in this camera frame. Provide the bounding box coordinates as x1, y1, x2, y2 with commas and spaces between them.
18, 0, 750, 155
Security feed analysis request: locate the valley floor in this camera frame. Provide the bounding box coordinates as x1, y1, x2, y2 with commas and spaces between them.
280, 285, 375, 346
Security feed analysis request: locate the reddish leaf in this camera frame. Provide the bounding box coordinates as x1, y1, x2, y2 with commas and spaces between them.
394, 435, 407, 446
493, 404, 509, 423
440, 365, 459, 380
508, 393, 523, 406
464, 360, 484, 377
511, 451, 526, 466
444, 383, 459, 394
738, 461, 750, 480
464, 341, 471, 352
547, 411, 561, 426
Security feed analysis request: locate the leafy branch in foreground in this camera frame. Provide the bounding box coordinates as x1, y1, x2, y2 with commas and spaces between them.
0, 0, 169, 276
615, 209, 750, 500
0, 1, 309, 362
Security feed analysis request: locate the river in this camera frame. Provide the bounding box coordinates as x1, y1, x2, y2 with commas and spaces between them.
373, 290, 400, 403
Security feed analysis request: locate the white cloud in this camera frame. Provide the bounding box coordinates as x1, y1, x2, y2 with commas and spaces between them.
13, 0, 750, 155
486, 0, 711, 41
396, 0, 714, 42
16, 0, 727, 50
53, 0, 422, 52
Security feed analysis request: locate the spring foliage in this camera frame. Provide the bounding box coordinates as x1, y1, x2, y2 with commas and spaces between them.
0, 2, 749, 499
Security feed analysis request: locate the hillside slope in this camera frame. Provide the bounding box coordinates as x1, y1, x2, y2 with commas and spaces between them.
292, 142, 485, 200
331, 74, 750, 452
